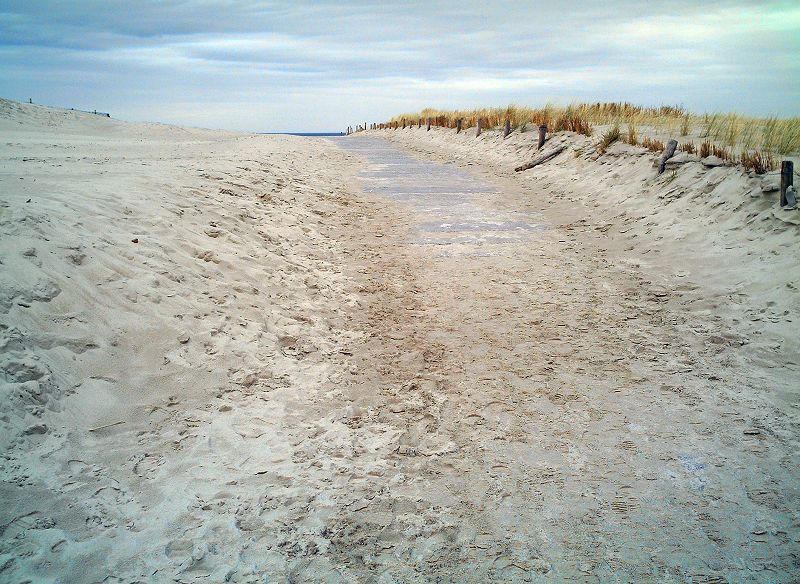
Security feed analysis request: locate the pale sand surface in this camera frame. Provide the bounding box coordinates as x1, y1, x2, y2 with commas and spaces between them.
1, 99, 798, 582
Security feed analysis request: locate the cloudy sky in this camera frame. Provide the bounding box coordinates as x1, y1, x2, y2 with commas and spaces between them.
1, 1, 798, 132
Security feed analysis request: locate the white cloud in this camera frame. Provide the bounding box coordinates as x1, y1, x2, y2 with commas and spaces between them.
0, 0, 797, 131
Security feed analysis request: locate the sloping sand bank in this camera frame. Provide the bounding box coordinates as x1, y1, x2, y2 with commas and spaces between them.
0, 99, 375, 581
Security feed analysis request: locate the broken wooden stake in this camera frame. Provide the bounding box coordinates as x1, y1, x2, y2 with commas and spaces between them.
537, 125, 547, 149
504, 119, 511, 138
456, 118, 462, 134
658, 139, 678, 175
427, 117, 431, 131
780, 160, 794, 207
476, 119, 482, 137
514, 144, 567, 172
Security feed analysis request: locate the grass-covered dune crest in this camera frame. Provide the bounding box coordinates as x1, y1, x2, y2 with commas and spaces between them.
382, 102, 800, 173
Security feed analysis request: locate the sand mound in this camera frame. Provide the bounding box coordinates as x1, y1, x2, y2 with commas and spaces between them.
0, 98, 365, 581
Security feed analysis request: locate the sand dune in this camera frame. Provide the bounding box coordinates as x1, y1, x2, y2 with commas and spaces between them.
0, 99, 370, 580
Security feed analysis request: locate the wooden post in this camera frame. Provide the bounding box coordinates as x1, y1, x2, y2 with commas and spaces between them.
537, 125, 547, 149
504, 119, 511, 138
658, 139, 678, 175
402, 118, 406, 129
476, 119, 482, 137
781, 160, 794, 207
418, 118, 422, 128
456, 118, 462, 134
427, 117, 431, 131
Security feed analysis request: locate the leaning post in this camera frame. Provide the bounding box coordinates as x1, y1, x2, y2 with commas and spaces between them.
780, 160, 794, 207
537, 125, 547, 149
658, 139, 679, 175
427, 117, 431, 131
504, 119, 511, 138
456, 118, 462, 134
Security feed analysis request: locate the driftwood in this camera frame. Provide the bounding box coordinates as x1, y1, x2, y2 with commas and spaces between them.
89, 420, 125, 432
514, 144, 567, 172
657, 139, 678, 175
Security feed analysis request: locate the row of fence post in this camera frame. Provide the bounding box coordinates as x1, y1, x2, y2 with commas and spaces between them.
346, 118, 551, 150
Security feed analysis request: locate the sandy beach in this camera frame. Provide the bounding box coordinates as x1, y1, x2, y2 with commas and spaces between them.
1, 98, 799, 583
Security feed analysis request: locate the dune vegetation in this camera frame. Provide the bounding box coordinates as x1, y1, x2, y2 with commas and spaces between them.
384, 103, 799, 173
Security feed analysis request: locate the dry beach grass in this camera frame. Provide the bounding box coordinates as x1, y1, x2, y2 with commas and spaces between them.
388, 102, 800, 173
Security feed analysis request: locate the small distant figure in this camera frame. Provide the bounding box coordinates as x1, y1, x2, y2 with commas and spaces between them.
29, 98, 32, 104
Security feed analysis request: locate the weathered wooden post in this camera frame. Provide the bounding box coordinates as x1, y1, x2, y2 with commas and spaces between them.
476, 119, 482, 137
658, 139, 679, 175
418, 118, 422, 128
504, 119, 511, 138
780, 160, 794, 207
427, 117, 431, 131
537, 125, 547, 149
402, 118, 406, 129
456, 118, 462, 134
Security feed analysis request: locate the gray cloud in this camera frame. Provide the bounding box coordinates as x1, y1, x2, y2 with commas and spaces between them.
1, 1, 797, 131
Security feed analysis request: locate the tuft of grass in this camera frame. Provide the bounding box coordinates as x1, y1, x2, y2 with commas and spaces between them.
725, 113, 740, 147
680, 114, 690, 136
762, 116, 800, 155
740, 150, 776, 174
626, 122, 638, 146
553, 107, 592, 136
597, 123, 621, 153
701, 113, 723, 139
699, 140, 735, 162
642, 137, 666, 153
679, 141, 696, 154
